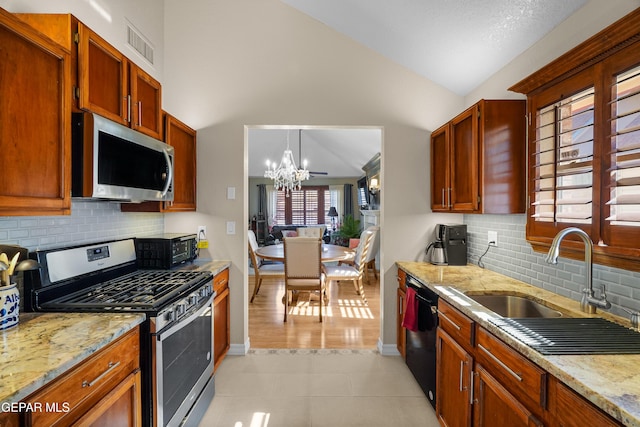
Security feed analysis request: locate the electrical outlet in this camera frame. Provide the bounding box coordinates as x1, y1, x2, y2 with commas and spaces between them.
488, 230, 498, 247
197, 226, 207, 239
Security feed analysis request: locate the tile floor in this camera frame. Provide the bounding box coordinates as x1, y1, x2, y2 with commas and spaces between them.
198, 349, 439, 427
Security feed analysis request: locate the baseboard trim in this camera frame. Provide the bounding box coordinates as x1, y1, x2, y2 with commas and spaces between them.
228, 338, 250, 356
378, 338, 401, 356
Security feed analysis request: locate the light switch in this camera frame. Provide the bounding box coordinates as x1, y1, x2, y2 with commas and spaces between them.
227, 187, 236, 200
226, 221, 236, 235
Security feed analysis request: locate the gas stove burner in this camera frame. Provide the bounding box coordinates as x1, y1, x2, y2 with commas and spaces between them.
40, 269, 213, 312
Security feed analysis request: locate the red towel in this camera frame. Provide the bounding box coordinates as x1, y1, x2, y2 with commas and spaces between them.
402, 287, 419, 332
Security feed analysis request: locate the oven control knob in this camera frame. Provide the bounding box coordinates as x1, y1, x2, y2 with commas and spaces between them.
165, 310, 176, 322
189, 294, 199, 305
175, 303, 186, 317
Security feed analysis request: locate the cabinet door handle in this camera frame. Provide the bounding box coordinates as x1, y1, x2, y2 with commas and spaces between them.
438, 311, 461, 331
478, 344, 522, 382
126, 95, 131, 123
469, 369, 475, 404
459, 361, 464, 392
138, 101, 142, 126
447, 188, 451, 208
442, 188, 445, 208
82, 361, 121, 388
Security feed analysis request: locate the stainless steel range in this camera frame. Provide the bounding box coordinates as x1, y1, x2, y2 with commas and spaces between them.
23, 238, 215, 427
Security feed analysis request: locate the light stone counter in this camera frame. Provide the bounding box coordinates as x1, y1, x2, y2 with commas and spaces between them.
0, 312, 145, 406
180, 259, 231, 277
396, 261, 640, 427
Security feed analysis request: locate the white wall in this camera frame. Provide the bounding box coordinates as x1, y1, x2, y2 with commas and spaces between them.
161, 0, 463, 352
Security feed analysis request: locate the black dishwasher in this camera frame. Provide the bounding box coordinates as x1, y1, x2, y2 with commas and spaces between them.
405, 275, 439, 408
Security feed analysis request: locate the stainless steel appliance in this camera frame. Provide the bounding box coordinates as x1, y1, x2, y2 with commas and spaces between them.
135, 233, 198, 269
434, 224, 467, 266
23, 239, 214, 427
425, 240, 446, 265
405, 274, 438, 408
72, 112, 174, 202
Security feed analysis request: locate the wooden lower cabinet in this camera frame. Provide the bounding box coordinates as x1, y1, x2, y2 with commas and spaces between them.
549, 377, 623, 427
0, 412, 19, 427
435, 301, 625, 427
72, 370, 141, 427
474, 364, 543, 427
213, 268, 230, 372
436, 328, 473, 427
23, 327, 141, 427
396, 269, 407, 358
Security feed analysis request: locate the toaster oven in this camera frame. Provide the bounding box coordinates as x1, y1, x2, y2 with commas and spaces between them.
135, 233, 197, 269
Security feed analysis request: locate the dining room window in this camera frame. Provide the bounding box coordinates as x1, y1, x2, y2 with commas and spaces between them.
275, 186, 330, 225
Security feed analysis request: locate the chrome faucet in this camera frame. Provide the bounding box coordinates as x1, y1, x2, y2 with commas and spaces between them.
545, 227, 611, 314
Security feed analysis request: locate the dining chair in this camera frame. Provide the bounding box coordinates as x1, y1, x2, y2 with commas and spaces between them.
248, 230, 284, 303
323, 229, 374, 303
283, 236, 326, 322
341, 226, 379, 284
296, 226, 324, 239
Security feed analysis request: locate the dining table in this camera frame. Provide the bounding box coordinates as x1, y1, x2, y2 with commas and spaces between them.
255, 243, 355, 305
255, 243, 355, 264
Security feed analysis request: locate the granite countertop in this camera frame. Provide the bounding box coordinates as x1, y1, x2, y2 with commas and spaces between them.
180, 259, 231, 276
0, 312, 145, 406
396, 261, 640, 427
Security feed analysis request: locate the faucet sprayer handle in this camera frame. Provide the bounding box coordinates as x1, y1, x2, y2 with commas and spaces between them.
598, 284, 607, 299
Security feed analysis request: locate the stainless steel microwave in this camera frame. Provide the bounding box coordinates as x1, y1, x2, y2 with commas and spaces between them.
71, 112, 174, 202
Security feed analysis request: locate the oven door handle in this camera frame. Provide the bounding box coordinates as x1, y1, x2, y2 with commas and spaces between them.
156, 294, 214, 341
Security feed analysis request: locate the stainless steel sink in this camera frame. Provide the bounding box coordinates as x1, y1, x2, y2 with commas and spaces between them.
467, 294, 563, 318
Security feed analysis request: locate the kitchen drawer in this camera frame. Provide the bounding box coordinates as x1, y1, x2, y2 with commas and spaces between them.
25, 327, 140, 427
476, 327, 547, 410
213, 268, 229, 294
438, 299, 475, 352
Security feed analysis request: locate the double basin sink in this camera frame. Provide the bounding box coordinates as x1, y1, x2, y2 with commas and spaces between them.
463, 292, 640, 355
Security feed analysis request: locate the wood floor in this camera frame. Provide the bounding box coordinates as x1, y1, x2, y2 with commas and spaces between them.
248, 270, 381, 349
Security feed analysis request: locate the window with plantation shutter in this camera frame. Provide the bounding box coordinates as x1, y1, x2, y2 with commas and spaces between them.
275, 186, 329, 226
532, 87, 595, 225
512, 8, 640, 270
607, 64, 640, 227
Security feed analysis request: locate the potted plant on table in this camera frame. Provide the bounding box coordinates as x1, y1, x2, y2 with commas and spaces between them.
334, 215, 361, 247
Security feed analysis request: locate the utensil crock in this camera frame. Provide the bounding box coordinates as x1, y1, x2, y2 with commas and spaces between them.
0, 284, 20, 330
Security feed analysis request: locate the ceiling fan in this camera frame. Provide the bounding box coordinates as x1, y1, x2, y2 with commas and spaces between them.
297, 129, 328, 177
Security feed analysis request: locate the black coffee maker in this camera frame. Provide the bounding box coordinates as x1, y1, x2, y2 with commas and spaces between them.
436, 224, 467, 266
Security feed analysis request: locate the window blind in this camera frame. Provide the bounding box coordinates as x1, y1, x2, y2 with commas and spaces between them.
607, 64, 640, 226
532, 87, 595, 224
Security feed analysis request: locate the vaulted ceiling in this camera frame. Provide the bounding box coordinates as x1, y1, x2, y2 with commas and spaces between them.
250, 0, 590, 178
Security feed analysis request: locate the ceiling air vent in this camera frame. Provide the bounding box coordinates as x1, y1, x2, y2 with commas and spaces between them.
126, 22, 154, 65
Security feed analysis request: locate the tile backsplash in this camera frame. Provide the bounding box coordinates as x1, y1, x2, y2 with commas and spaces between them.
464, 214, 640, 318
0, 201, 164, 251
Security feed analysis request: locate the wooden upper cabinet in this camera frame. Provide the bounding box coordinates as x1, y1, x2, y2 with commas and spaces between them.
164, 114, 196, 211
430, 99, 526, 214
129, 63, 162, 139
430, 124, 450, 211
450, 104, 480, 212
121, 113, 197, 212
78, 23, 128, 127
0, 8, 71, 216
17, 14, 162, 140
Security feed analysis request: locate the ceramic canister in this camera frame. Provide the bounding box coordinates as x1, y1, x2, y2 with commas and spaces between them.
0, 284, 20, 330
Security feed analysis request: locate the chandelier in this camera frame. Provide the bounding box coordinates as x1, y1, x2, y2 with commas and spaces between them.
264, 130, 310, 196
